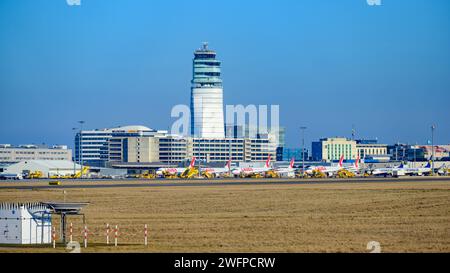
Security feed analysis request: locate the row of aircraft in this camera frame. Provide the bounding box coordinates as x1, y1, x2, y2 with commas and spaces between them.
155, 155, 363, 178
155, 154, 439, 178
371, 162, 433, 176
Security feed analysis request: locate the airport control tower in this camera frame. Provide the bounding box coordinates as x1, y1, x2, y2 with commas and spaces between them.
190, 43, 225, 138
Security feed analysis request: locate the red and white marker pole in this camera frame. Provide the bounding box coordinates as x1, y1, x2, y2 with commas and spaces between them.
69, 222, 73, 243
83, 225, 88, 248
52, 226, 56, 248
144, 224, 148, 246
106, 223, 110, 245
114, 225, 118, 247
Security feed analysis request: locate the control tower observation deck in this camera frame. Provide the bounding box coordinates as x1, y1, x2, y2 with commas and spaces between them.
190, 43, 225, 138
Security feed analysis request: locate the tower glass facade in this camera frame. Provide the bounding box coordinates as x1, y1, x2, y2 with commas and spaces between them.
190, 43, 225, 138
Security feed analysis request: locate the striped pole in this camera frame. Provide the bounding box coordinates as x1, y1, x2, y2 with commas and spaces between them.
69, 222, 73, 243
106, 223, 110, 245
84, 225, 88, 248
52, 226, 56, 248
144, 224, 148, 246
114, 225, 118, 247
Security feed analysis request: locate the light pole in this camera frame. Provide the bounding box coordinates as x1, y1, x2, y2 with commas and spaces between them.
300, 127, 307, 177
227, 126, 232, 177
413, 142, 417, 168
72, 127, 78, 177
78, 121, 85, 179
431, 124, 436, 175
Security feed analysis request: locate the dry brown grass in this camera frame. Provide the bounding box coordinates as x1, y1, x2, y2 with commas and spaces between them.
0, 180, 449, 253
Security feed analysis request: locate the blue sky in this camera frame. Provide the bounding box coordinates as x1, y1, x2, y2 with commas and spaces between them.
0, 0, 449, 149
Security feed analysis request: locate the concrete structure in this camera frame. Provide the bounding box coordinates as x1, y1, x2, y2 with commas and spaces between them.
403, 145, 450, 162
386, 144, 450, 162
189, 137, 276, 163
312, 137, 357, 162
356, 139, 388, 160
75, 125, 166, 167
2, 160, 81, 178
0, 144, 72, 163
106, 135, 276, 164
77, 123, 278, 165
190, 43, 225, 138
0, 203, 52, 244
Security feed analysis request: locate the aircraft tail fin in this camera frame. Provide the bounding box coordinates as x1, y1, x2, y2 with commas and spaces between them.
289, 158, 295, 169
189, 157, 196, 168
226, 158, 231, 170
338, 155, 344, 167
265, 155, 271, 168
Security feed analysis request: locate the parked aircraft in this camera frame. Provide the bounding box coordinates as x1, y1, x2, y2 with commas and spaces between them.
274, 158, 296, 176
156, 157, 196, 176
305, 155, 345, 177
201, 159, 232, 177
231, 155, 272, 176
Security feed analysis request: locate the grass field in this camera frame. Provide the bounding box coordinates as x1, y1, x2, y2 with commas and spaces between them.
0, 180, 449, 253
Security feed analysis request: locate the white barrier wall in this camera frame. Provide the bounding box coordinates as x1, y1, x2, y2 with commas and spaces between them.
0, 203, 52, 244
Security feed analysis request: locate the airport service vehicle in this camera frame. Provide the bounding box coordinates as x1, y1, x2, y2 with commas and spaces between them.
156, 157, 196, 177
201, 159, 231, 178
274, 158, 296, 177
305, 155, 345, 177
231, 155, 272, 177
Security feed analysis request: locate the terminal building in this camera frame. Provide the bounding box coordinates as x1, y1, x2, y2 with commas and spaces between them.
74, 125, 173, 167
75, 125, 277, 167
312, 137, 388, 162
312, 137, 357, 162
355, 139, 389, 162
389, 144, 450, 162
0, 144, 72, 164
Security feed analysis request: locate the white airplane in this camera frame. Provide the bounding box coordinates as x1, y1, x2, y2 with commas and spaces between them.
371, 163, 405, 176
404, 161, 432, 176
344, 155, 360, 174
231, 155, 272, 176
201, 159, 232, 177
274, 158, 296, 176
305, 155, 344, 177
156, 157, 196, 176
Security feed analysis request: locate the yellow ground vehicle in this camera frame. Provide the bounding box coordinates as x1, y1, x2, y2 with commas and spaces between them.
336, 169, 355, 178
72, 166, 89, 178
49, 180, 61, 186
247, 173, 263, 178
264, 170, 279, 178
310, 170, 326, 178
136, 171, 156, 179
27, 171, 43, 179
180, 167, 199, 179
295, 172, 309, 178
202, 171, 214, 179
50, 166, 90, 179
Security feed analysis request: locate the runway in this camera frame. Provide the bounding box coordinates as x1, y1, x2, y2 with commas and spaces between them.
0, 176, 449, 190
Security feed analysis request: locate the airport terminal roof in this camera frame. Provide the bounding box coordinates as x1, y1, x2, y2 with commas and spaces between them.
6, 160, 81, 170
112, 125, 152, 131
